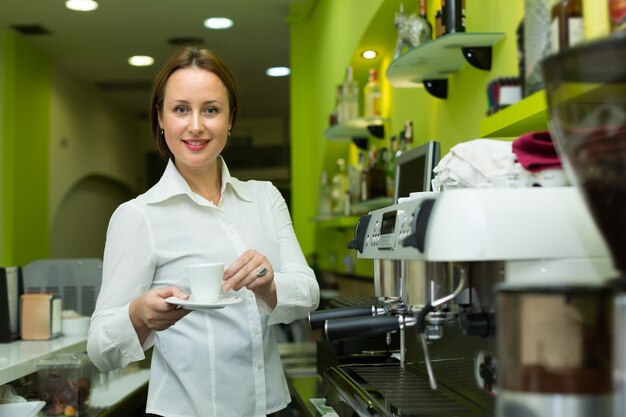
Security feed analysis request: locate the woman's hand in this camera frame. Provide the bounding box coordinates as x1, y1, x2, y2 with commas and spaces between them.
223, 250, 277, 307
129, 286, 191, 344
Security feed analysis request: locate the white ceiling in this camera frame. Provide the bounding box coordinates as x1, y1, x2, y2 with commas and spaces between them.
0, 0, 305, 122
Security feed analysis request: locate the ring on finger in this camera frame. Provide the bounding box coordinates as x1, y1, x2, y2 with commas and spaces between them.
256, 266, 267, 277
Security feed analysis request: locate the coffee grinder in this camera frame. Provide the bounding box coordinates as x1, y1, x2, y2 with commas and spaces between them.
524, 35, 626, 417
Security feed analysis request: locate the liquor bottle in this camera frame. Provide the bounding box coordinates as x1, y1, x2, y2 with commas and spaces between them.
435, 9, 445, 38
442, 0, 466, 35
331, 159, 350, 215
341, 66, 359, 121
404, 120, 414, 146
550, 0, 584, 52
366, 147, 387, 199
386, 137, 397, 198
418, 0, 433, 41
360, 153, 369, 202
395, 131, 408, 161
317, 171, 332, 217
609, 0, 626, 32
363, 68, 382, 118
349, 152, 365, 203
330, 85, 342, 126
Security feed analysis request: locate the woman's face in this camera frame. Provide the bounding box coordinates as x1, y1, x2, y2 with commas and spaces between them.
158, 67, 231, 175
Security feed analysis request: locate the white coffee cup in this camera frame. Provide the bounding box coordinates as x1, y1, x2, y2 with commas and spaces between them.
185, 263, 224, 303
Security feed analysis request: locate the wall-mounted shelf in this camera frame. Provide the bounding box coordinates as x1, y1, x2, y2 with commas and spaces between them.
479, 90, 548, 137
386, 32, 506, 98
324, 117, 386, 149
310, 197, 394, 229
310, 215, 360, 229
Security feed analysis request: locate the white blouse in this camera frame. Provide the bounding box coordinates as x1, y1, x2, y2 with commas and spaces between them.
87, 159, 320, 417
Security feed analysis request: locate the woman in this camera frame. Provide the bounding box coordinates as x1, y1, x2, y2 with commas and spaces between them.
87, 46, 320, 417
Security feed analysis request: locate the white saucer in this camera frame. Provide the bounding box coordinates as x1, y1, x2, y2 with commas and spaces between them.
165, 295, 241, 311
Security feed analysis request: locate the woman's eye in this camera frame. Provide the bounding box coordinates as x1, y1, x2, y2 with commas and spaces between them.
204, 107, 218, 115
174, 106, 188, 114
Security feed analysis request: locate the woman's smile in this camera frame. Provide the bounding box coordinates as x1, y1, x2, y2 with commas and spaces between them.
181, 138, 210, 151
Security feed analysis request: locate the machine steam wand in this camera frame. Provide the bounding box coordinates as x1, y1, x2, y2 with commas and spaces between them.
416, 269, 467, 390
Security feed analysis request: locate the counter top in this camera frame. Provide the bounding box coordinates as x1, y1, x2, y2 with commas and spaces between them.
0, 336, 87, 385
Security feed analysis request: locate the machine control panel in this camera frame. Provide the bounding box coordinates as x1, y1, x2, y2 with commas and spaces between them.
356, 193, 437, 260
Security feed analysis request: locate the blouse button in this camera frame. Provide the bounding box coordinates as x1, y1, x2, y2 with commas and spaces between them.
256, 362, 263, 370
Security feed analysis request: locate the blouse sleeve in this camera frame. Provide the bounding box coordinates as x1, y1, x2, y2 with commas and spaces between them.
264, 183, 320, 326
87, 202, 157, 372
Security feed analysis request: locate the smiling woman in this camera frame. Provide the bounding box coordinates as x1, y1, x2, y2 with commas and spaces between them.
86, 46, 319, 417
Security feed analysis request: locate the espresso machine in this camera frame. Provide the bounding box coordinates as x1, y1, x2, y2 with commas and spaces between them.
310, 185, 616, 417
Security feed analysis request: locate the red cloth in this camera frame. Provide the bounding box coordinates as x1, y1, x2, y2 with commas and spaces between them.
512, 131, 562, 172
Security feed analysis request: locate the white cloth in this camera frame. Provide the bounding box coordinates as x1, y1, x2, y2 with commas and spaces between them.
87, 158, 320, 417
432, 139, 513, 189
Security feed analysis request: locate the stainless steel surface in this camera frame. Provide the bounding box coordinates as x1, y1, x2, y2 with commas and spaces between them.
496, 390, 613, 417
374, 259, 402, 301
615, 294, 626, 417
324, 363, 491, 417
402, 260, 450, 308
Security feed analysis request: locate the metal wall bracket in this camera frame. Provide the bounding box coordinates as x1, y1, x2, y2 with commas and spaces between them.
461, 46, 493, 71
423, 79, 448, 99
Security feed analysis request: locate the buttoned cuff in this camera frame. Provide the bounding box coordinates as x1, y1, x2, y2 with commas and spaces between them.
266, 272, 293, 325
107, 304, 149, 365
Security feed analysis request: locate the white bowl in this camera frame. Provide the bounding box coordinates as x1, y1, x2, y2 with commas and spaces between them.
62, 316, 90, 337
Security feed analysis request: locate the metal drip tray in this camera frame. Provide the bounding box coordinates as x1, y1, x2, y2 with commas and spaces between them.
324, 363, 491, 417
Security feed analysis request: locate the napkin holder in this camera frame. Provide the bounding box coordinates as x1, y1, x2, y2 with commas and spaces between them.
20, 293, 62, 340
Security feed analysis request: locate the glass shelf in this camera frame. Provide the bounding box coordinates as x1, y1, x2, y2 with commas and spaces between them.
310, 216, 360, 229
324, 117, 386, 140
479, 90, 548, 137
310, 197, 394, 229
386, 32, 506, 88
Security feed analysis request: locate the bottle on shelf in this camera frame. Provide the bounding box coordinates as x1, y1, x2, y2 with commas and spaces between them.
317, 171, 333, 217
550, 0, 584, 52
395, 131, 408, 161
435, 9, 445, 38
418, 0, 433, 41
360, 153, 369, 202
404, 120, 414, 146
385, 137, 397, 198
365, 147, 387, 200
363, 68, 382, 118
331, 158, 350, 215
441, 0, 466, 35
329, 85, 343, 126
341, 66, 359, 122
349, 151, 365, 203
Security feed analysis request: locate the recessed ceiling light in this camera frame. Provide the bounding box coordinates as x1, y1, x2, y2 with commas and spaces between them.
128, 55, 154, 67
266, 67, 291, 77
65, 0, 98, 11
204, 17, 234, 30
361, 50, 377, 59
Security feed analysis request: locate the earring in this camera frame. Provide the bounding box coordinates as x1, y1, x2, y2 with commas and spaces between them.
161, 127, 164, 136
227, 128, 231, 136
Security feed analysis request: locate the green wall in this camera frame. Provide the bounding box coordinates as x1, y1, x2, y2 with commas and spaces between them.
290, 0, 524, 277
1, 31, 51, 266
290, 0, 387, 260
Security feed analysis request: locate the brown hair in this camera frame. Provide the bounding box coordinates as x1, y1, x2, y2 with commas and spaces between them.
149, 46, 240, 161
